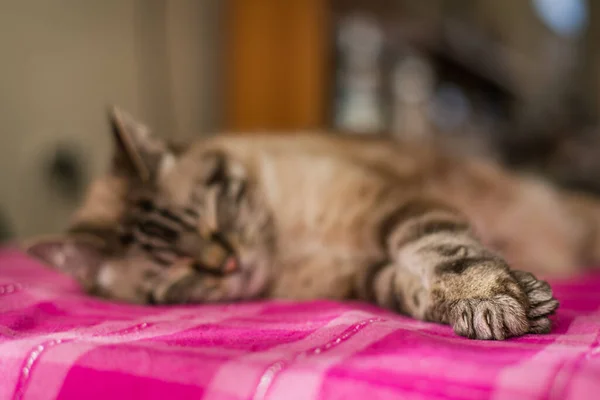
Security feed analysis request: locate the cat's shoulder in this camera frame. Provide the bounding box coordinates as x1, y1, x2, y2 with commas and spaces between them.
183, 130, 424, 158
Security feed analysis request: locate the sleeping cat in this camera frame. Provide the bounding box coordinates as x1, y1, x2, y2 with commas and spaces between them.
31, 106, 600, 341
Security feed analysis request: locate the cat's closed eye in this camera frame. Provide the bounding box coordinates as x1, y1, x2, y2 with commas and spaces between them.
122, 192, 240, 276
178, 230, 239, 275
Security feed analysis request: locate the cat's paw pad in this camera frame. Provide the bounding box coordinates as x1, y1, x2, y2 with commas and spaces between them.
450, 295, 529, 340
511, 270, 559, 334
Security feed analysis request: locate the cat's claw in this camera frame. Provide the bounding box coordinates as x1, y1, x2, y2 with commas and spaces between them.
511, 270, 559, 333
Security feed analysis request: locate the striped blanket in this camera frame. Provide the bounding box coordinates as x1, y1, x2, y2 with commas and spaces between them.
1, 249, 599, 400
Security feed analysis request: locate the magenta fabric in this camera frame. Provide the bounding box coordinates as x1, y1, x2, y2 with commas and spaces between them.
1, 249, 600, 400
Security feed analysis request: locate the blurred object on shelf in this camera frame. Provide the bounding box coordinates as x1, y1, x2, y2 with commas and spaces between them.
327, 0, 600, 189
391, 51, 435, 142
334, 13, 386, 133
331, 0, 515, 162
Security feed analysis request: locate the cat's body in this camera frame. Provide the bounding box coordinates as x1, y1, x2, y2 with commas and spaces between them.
31, 108, 600, 341
192, 133, 598, 280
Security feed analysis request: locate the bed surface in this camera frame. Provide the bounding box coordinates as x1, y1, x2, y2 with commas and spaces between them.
1, 249, 600, 400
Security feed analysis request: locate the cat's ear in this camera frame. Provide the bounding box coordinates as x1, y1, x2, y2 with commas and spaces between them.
22, 235, 104, 288
108, 106, 173, 182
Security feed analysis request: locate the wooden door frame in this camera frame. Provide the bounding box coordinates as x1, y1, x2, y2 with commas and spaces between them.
223, 0, 331, 132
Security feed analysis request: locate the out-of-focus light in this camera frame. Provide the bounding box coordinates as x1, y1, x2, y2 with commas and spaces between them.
428, 83, 471, 131
532, 0, 588, 38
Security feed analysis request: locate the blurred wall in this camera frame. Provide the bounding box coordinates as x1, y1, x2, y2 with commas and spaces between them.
0, 0, 222, 238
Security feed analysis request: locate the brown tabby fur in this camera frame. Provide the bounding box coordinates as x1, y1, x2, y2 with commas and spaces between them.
28, 107, 600, 341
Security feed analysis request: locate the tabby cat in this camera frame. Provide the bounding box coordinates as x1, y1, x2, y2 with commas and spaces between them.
30, 106, 600, 341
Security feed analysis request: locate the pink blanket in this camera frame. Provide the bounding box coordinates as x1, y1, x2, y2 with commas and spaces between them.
1, 250, 600, 400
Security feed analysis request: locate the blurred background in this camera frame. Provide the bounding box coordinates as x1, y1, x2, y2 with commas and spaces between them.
0, 0, 599, 241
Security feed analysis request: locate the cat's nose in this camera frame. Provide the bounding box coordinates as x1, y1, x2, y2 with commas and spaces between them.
222, 256, 238, 273
191, 252, 239, 276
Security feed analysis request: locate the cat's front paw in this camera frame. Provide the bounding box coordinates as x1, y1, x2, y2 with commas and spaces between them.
449, 295, 529, 340
449, 271, 558, 340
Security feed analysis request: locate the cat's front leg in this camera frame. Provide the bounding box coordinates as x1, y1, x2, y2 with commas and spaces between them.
364, 198, 559, 340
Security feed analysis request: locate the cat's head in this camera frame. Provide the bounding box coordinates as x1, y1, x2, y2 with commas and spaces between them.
24, 107, 274, 303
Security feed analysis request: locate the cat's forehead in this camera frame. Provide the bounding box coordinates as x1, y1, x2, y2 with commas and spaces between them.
154, 150, 199, 206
